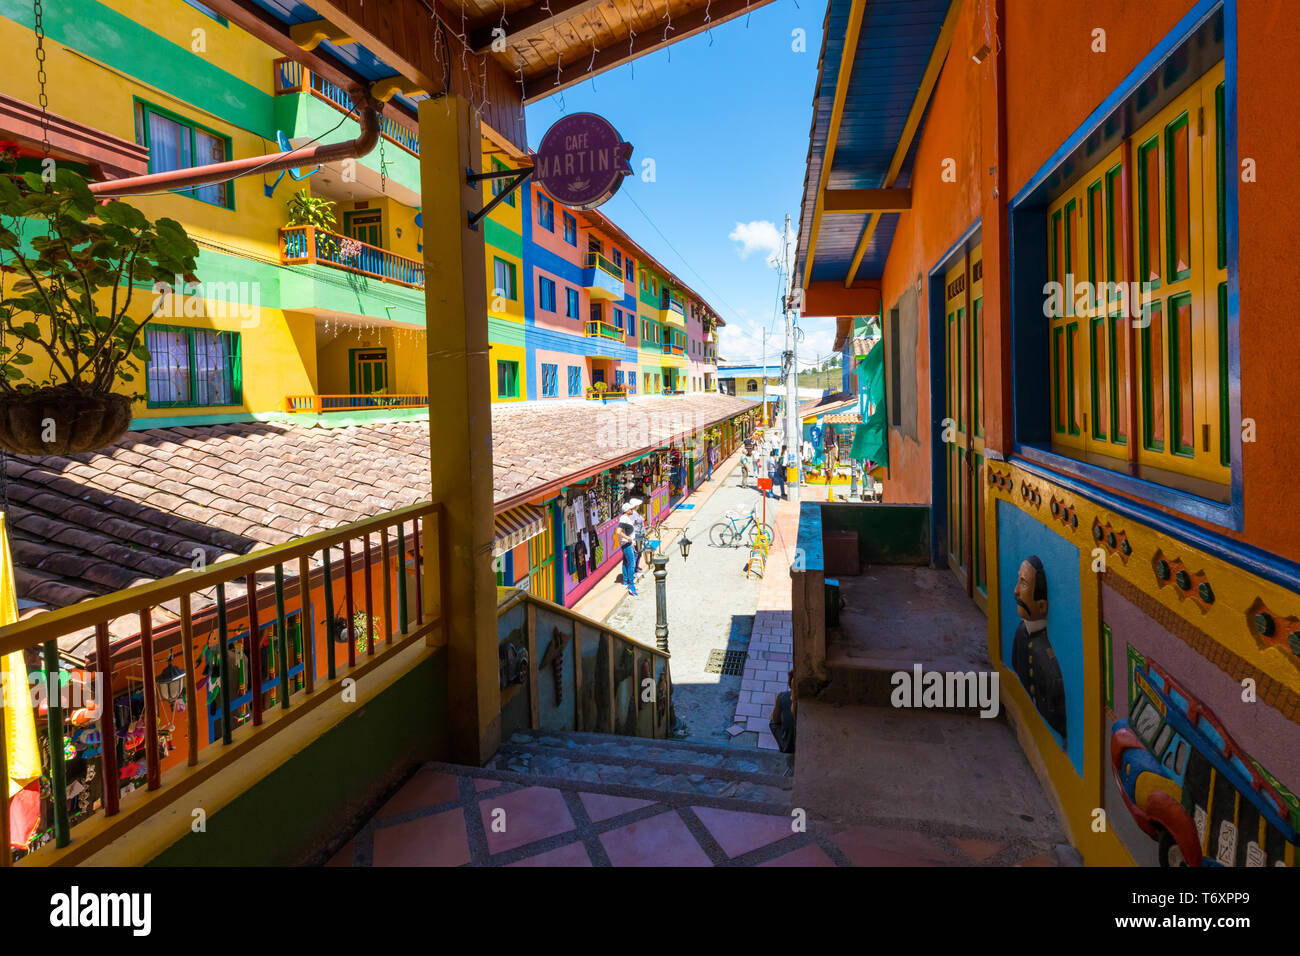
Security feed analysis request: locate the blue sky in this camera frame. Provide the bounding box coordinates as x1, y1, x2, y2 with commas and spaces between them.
524, 0, 832, 368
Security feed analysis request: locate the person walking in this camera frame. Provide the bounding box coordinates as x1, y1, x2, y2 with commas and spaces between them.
628, 498, 648, 581
767, 448, 782, 499
776, 445, 790, 499
739, 449, 752, 488
616, 503, 638, 597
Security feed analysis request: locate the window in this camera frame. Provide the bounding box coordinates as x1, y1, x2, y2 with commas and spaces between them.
497, 360, 519, 398
611, 249, 622, 269
626, 372, 636, 393
563, 212, 577, 245
625, 258, 634, 281
565, 287, 579, 319
1042, 60, 1227, 490
640, 270, 648, 291
643, 372, 650, 393
135, 101, 232, 208
538, 276, 556, 312
490, 158, 516, 207
567, 366, 582, 396
145, 326, 242, 407
541, 363, 559, 397
746, 379, 758, 393
615, 370, 624, 387
493, 257, 517, 300
612, 308, 623, 330
537, 191, 554, 231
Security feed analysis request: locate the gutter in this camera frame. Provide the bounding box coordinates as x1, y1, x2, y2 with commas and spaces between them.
89, 104, 381, 198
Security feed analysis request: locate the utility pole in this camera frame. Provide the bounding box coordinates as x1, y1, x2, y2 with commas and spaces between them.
760, 327, 769, 426
781, 214, 801, 503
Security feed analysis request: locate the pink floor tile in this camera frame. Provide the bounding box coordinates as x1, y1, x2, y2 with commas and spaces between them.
506, 842, 594, 867
692, 806, 795, 859
375, 770, 461, 820
951, 837, 1006, 864
831, 826, 955, 867
599, 811, 713, 867
372, 808, 471, 867
473, 777, 502, 792
480, 786, 576, 855
325, 840, 355, 867
758, 844, 839, 867
578, 791, 658, 822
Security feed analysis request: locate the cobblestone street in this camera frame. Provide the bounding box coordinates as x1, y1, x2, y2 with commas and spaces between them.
604, 446, 798, 747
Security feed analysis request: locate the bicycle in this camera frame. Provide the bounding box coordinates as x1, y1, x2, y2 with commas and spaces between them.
709, 506, 774, 549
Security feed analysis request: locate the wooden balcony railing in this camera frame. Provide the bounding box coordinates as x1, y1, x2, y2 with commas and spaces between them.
497, 588, 671, 738
661, 342, 684, 356
273, 57, 419, 156
0, 503, 445, 865
285, 394, 429, 414
281, 226, 424, 289
583, 252, 622, 280
659, 292, 685, 315
584, 319, 625, 343
585, 387, 628, 400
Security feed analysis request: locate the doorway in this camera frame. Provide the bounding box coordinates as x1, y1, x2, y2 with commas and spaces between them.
941, 242, 987, 610
344, 208, 382, 247
350, 348, 388, 394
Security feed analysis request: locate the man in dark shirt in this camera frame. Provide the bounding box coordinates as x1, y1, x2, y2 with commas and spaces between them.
769, 670, 796, 753
1010, 555, 1067, 742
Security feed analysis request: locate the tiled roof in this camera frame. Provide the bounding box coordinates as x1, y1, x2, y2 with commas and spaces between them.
2, 394, 753, 618
798, 392, 856, 419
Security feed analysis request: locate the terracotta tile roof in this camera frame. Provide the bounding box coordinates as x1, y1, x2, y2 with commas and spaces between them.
2, 394, 754, 625
798, 391, 856, 419
822, 412, 862, 424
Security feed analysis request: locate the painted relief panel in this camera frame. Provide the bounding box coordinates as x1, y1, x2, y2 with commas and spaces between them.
1101, 579, 1299, 866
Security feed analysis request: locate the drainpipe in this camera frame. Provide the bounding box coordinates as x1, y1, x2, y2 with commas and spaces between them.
88, 102, 381, 198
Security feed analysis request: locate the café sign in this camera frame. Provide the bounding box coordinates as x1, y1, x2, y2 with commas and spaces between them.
533, 112, 632, 210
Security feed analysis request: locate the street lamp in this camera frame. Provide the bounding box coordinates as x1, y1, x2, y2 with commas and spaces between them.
678, 532, 692, 561
156, 653, 186, 704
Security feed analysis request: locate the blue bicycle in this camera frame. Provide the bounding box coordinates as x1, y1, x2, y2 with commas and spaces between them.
709, 506, 774, 549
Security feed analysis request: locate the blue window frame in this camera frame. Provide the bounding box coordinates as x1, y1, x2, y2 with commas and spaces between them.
567, 365, 582, 396
626, 372, 636, 393
537, 192, 554, 231
563, 212, 577, 245
615, 370, 625, 388
541, 363, 559, 397
539, 275, 556, 311
612, 249, 622, 269
612, 308, 624, 330
183, 0, 228, 23
565, 287, 579, 318
625, 258, 634, 281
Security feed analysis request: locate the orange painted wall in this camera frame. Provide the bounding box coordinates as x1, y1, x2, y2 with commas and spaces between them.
1003, 0, 1300, 560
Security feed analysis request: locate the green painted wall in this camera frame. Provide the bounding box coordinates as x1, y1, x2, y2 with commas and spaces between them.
149, 648, 449, 866
276, 93, 422, 197
484, 218, 523, 259
819, 502, 931, 565
488, 315, 527, 349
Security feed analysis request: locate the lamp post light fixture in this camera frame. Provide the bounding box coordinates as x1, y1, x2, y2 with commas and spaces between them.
678, 532, 692, 561
156, 652, 186, 704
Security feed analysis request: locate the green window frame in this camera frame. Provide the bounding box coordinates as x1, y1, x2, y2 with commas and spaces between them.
134, 99, 234, 209
1218, 282, 1229, 467
491, 158, 516, 207
1105, 164, 1123, 287
1107, 312, 1128, 445
1089, 316, 1107, 441
1141, 299, 1165, 452
1166, 291, 1195, 458
496, 360, 519, 399
144, 325, 242, 408
1215, 83, 1227, 271
1163, 112, 1192, 283
1065, 322, 1079, 436
493, 257, 517, 300
1136, 135, 1161, 289
1063, 198, 1077, 315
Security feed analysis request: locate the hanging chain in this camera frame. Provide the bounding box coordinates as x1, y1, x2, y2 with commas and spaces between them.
379, 139, 387, 194
34, 0, 51, 162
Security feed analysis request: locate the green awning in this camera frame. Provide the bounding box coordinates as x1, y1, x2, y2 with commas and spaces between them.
849, 340, 888, 468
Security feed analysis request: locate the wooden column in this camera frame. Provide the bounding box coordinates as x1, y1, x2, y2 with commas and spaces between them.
419, 93, 501, 765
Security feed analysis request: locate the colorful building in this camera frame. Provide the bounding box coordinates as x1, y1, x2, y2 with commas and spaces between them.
794, 0, 1299, 866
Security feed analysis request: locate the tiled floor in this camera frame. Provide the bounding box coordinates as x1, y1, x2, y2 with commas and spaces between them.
328, 765, 1065, 867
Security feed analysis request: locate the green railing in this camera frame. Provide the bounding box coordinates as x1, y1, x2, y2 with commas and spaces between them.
584, 252, 622, 280
273, 57, 419, 156
585, 319, 626, 342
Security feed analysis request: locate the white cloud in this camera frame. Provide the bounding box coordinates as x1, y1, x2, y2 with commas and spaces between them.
728, 220, 782, 260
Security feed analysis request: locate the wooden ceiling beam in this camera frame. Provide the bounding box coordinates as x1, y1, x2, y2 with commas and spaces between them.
822, 187, 911, 214
309, 0, 443, 99
521, 0, 779, 103
469, 0, 610, 54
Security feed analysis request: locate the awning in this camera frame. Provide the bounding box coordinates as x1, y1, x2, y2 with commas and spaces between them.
493, 504, 547, 557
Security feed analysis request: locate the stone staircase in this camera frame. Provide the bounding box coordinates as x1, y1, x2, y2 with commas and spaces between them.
485, 729, 794, 810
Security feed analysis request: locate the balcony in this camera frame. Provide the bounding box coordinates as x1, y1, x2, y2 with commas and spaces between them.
582, 252, 625, 301
273, 57, 418, 156
284, 394, 430, 416
281, 226, 424, 289
658, 291, 686, 328
661, 342, 684, 356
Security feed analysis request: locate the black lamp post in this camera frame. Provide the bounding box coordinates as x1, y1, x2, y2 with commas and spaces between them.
652, 546, 670, 653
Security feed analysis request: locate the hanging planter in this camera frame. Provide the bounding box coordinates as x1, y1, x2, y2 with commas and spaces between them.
0, 166, 199, 455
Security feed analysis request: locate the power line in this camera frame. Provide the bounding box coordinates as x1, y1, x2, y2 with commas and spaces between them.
621, 187, 744, 320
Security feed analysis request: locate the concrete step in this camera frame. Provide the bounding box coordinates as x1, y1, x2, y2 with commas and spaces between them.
486, 730, 793, 808
817, 646, 993, 715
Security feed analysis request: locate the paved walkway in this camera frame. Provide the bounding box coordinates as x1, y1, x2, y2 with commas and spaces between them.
328, 763, 1072, 867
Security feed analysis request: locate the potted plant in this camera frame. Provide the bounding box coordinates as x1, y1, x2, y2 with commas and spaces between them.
0, 167, 200, 455
285, 188, 341, 258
